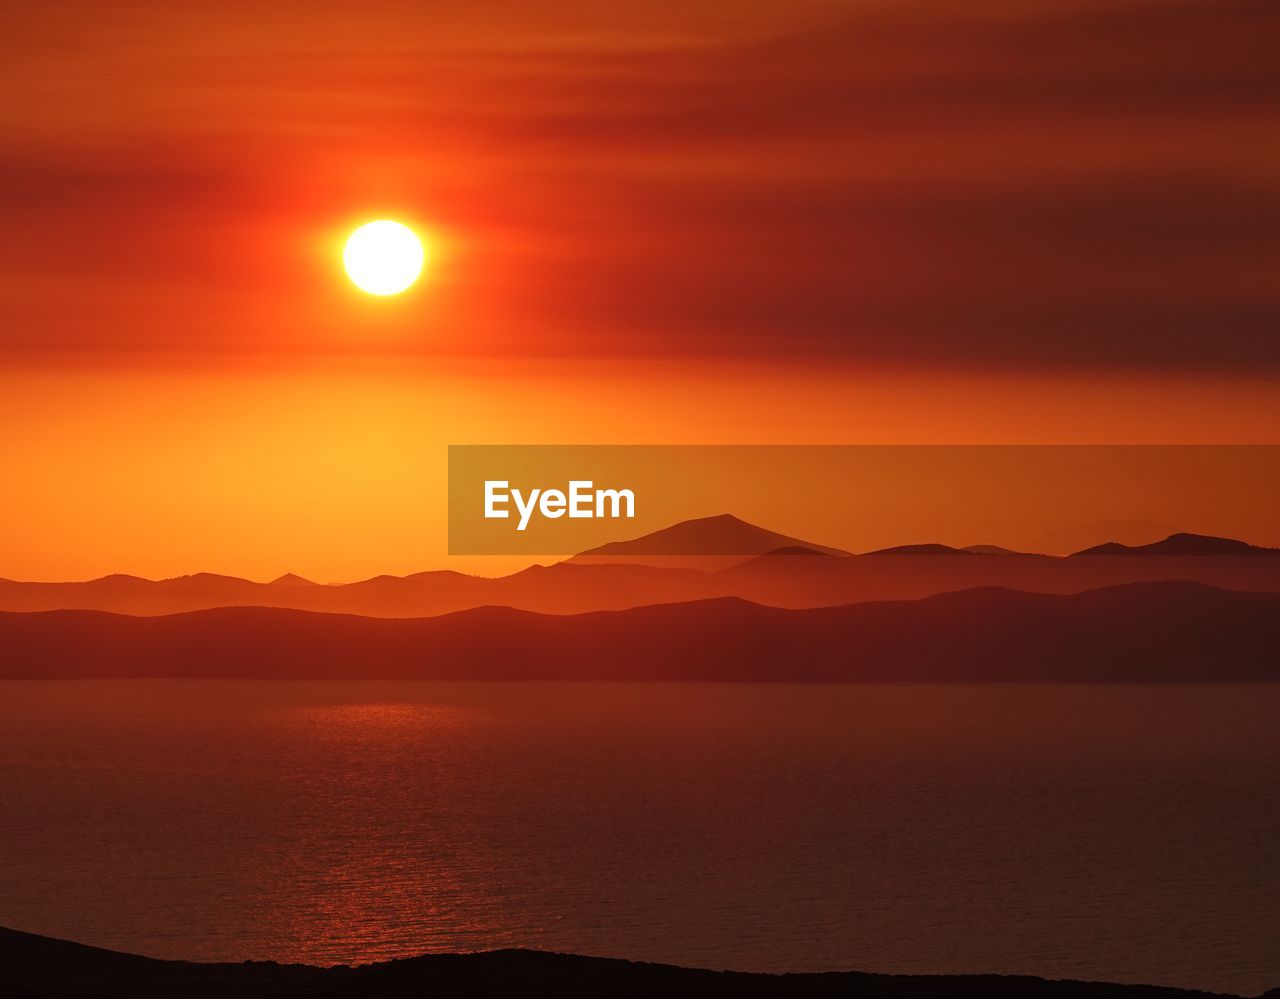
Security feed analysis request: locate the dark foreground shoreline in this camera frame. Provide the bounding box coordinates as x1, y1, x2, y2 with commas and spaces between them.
3, 927, 1274, 999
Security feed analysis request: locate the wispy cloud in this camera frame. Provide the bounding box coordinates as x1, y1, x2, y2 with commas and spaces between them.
1, 0, 1277, 369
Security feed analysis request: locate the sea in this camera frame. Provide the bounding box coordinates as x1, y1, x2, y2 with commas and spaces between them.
0, 681, 1276, 995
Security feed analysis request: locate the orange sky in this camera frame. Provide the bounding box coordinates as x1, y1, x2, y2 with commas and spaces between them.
4, 357, 1278, 581
1, 1, 1277, 579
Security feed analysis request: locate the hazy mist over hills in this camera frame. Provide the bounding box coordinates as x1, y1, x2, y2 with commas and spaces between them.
2, 518, 1278, 618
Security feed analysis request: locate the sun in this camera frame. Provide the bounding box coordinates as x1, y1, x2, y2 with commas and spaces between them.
343, 220, 425, 296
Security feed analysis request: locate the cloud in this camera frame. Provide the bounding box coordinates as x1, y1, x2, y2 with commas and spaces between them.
1, 0, 1277, 369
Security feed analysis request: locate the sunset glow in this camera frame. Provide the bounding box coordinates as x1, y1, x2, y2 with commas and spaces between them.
3, 4, 1280, 995
0, 0, 1275, 579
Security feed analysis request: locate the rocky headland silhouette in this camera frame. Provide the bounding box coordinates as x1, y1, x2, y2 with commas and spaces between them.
0, 926, 1270, 999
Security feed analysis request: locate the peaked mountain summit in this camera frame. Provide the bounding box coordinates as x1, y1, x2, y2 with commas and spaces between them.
270, 573, 318, 586
576, 514, 848, 558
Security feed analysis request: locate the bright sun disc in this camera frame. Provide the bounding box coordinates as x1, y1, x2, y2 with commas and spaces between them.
343, 220, 425, 296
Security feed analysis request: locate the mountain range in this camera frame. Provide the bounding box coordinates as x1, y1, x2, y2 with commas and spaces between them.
3, 582, 1277, 682
2, 514, 1280, 617
2, 517, 1278, 618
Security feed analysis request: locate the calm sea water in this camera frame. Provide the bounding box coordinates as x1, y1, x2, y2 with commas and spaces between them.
0, 681, 1277, 995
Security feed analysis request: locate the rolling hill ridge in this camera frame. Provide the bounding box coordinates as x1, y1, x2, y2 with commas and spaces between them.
2, 582, 1277, 683
3, 520, 1279, 618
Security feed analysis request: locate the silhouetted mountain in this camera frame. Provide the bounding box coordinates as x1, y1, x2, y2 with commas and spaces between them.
163, 572, 253, 587
714, 547, 1280, 609
0, 563, 713, 618
4, 526, 1280, 618
2, 582, 1277, 683
1071, 533, 1279, 556
863, 543, 974, 556
7, 547, 1280, 618
963, 544, 1027, 555
269, 573, 316, 586
0, 926, 1252, 999
577, 514, 849, 557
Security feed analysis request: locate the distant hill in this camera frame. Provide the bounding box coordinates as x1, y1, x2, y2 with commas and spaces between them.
862, 543, 974, 556
1071, 533, 1279, 556
0, 563, 713, 618
715, 545, 1280, 608
0, 925, 1254, 999
269, 573, 316, 586
2, 582, 1277, 683
576, 514, 849, 557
